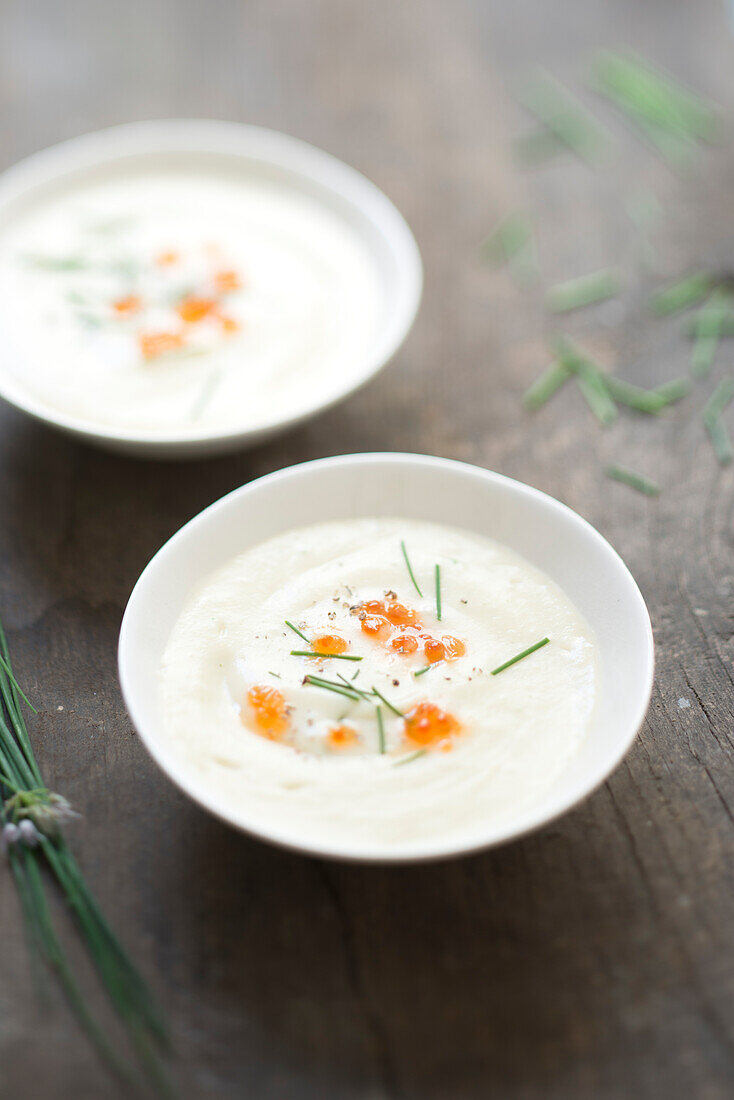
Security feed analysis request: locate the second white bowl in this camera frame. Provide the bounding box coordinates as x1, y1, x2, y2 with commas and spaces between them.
118, 453, 654, 862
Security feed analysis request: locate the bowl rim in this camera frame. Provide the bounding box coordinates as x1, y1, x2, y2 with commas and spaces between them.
0, 119, 423, 451
118, 452, 655, 864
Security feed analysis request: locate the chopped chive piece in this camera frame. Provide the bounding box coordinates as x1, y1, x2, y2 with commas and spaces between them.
702, 376, 734, 422
290, 650, 362, 662
551, 335, 617, 426
704, 416, 733, 466
691, 291, 730, 377
654, 377, 691, 404
400, 540, 423, 597
574, 368, 618, 426
517, 71, 605, 162
394, 749, 428, 767
414, 662, 442, 677
523, 361, 573, 410
514, 128, 564, 167
592, 51, 717, 145
602, 376, 667, 414
371, 686, 404, 718
491, 637, 550, 676
435, 564, 442, 621
605, 464, 660, 496
268, 671, 281, 679
682, 311, 734, 337
702, 377, 734, 466
303, 676, 362, 702
547, 269, 619, 313
482, 212, 538, 284
285, 620, 310, 643
376, 707, 386, 754
337, 672, 372, 701
351, 668, 360, 680
650, 272, 712, 315
21, 253, 89, 271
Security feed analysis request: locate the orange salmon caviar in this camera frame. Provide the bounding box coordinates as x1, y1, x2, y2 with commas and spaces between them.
360, 614, 391, 640
139, 331, 185, 360
177, 296, 217, 323
404, 702, 461, 747
246, 685, 288, 739
385, 601, 422, 629
423, 637, 445, 663
441, 635, 466, 660
216, 311, 240, 333
214, 269, 241, 293
112, 294, 141, 315
310, 634, 348, 655
390, 633, 419, 654
328, 724, 358, 749
155, 250, 179, 266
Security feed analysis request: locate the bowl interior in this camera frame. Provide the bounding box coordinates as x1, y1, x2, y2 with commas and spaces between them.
119, 453, 654, 860
0, 121, 422, 455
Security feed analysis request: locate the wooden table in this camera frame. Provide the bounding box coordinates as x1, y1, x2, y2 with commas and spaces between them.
1, 1, 733, 1096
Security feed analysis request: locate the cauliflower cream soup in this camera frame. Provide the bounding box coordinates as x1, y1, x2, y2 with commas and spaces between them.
159, 518, 598, 851
0, 166, 383, 435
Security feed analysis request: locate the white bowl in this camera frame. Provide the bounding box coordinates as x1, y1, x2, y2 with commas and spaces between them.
118, 453, 654, 863
0, 121, 422, 457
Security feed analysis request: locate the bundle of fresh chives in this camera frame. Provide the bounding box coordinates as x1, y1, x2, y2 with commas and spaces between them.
0, 619, 171, 1095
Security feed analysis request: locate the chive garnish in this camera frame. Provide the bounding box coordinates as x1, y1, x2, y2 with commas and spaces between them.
394, 748, 428, 767
21, 253, 89, 271
491, 637, 550, 675
650, 272, 712, 315
376, 707, 386, 754
371, 686, 404, 718
518, 71, 605, 163
605, 464, 660, 496
523, 361, 573, 410
435, 564, 442, 621
400, 540, 423, 597
337, 672, 373, 701
414, 662, 441, 678
268, 671, 281, 679
303, 676, 362, 702
290, 650, 362, 662
285, 620, 310, 643
547, 269, 619, 314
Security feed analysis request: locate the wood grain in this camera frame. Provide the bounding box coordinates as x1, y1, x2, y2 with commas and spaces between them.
1, 0, 734, 1096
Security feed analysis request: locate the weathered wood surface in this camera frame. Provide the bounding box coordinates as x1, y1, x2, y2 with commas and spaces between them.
1, 0, 734, 1096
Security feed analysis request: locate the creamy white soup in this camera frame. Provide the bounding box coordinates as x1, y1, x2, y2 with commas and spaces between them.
0, 167, 383, 435
159, 518, 597, 851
